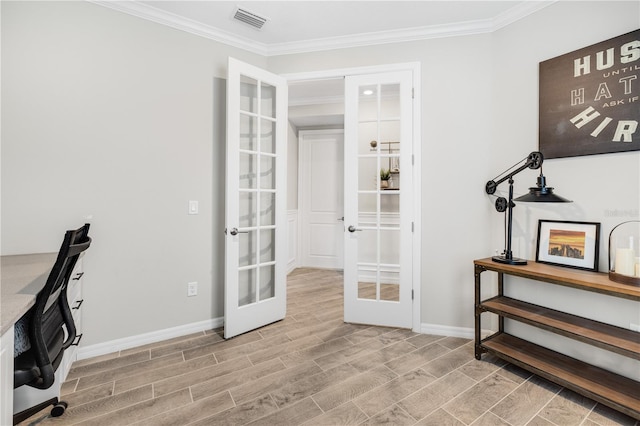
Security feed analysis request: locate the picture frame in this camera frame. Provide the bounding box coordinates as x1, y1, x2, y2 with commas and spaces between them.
536, 220, 600, 271
538, 29, 640, 159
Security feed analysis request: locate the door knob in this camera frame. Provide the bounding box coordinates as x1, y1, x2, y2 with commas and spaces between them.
228, 227, 248, 236
348, 225, 362, 232
338, 217, 344, 221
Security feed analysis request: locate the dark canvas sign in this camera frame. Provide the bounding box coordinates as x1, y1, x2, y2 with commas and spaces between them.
539, 29, 640, 159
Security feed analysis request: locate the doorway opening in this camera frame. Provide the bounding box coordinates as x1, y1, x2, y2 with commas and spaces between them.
284, 63, 422, 332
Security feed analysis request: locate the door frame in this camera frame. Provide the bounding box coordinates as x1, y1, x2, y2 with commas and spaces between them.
284, 62, 422, 332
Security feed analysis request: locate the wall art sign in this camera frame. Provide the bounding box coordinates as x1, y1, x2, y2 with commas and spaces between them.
539, 29, 639, 159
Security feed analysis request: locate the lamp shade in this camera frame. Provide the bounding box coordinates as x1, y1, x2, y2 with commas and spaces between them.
514, 174, 571, 203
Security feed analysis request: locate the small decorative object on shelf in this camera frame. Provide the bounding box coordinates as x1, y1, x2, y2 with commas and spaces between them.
380, 168, 391, 189
608, 220, 640, 286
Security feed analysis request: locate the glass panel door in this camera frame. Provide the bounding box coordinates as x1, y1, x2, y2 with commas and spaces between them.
225, 58, 287, 339
344, 71, 413, 328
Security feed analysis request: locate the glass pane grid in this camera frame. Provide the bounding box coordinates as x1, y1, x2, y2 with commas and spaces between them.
237, 75, 278, 309
353, 81, 404, 306
238, 260, 276, 271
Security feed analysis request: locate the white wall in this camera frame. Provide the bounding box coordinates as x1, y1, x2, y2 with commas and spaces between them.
489, 1, 640, 379
1, 1, 266, 346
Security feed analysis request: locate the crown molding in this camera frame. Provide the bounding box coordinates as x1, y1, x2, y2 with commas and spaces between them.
90, 1, 556, 57
267, 20, 494, 56
89, 1, 270, 56
492, 1, 555, 31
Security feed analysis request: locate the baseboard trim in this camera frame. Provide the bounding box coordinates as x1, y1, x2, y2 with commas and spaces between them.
77, 317, 224, 360
78, 319, 489, 361
421, 323, 493, 340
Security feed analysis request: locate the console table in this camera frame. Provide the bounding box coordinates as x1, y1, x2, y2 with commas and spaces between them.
474, 257, 640, 420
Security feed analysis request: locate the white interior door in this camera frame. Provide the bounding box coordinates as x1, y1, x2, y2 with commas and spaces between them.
299, 129, 344, 269
343, 70, 413, 328
225, 57, 288, 339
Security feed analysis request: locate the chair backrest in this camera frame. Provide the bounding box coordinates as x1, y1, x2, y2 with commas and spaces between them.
28, 223, 91, 389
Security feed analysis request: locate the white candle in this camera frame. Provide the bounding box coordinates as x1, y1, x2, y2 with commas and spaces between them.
635, 257, 640, 278
615, 248, 635, 276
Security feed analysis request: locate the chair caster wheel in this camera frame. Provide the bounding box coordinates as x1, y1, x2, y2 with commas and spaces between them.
51, 401, 68, 417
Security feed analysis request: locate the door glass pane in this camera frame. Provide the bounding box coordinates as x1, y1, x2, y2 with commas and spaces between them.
260, 156, 275, 189
260, 265, 275, 300
358, 84, 378, 121
239, 231, 257, 267
358, 229, 378, 265
380, 283, 399, 302
240, 76, 258, 113
260, 229, 275, 263
358, 228, 378, 300
238, 268, 256, 307
358, 281, 377, 300
261, 119, 276, 154
381, 193, 400, 219
380, 121, 400, 151
260, 192, 275, 226
380, 229, 400, 265
240, 114, 257, 151
261, 82, 276, 118
358, 193, 377, 219
239, 192, 257, 227
359, 122, 378, 155
358, 157, 379, 191
380, 83, 400, 118
240, 153, 257, 189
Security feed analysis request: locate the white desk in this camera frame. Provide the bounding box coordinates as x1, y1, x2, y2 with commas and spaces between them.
1, 253, 57, 335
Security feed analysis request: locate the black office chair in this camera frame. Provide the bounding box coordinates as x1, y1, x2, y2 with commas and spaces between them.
13, 224, 91, 425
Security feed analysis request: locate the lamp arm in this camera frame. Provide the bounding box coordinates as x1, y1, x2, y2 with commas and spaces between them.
485, 151, 543, 195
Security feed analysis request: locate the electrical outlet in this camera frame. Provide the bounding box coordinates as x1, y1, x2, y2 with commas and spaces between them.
187, 282, 198, 297
631, 323, 640, 332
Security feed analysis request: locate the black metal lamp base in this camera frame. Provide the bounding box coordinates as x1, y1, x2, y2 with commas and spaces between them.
492, 255, 527, 265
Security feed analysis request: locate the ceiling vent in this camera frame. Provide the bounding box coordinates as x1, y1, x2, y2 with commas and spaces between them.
233, 7, 268, 30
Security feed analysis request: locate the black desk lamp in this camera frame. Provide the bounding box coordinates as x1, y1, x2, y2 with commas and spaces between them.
485, 151, 571, 265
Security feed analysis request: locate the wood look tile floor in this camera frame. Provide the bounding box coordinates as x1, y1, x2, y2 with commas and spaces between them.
19, 268, 639, 426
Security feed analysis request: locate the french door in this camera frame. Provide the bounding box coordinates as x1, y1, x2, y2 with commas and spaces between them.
224, 58, 288, 339
343, 70, 414, 328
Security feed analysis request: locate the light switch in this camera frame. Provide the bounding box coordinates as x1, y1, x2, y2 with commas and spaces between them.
188, 200, 199, 215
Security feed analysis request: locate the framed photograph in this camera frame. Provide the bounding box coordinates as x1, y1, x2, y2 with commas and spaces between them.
536, 220, 601, 271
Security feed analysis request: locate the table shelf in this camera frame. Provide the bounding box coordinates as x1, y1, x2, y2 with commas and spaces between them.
481, 333, 640, 420
481, 296, 640, 359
